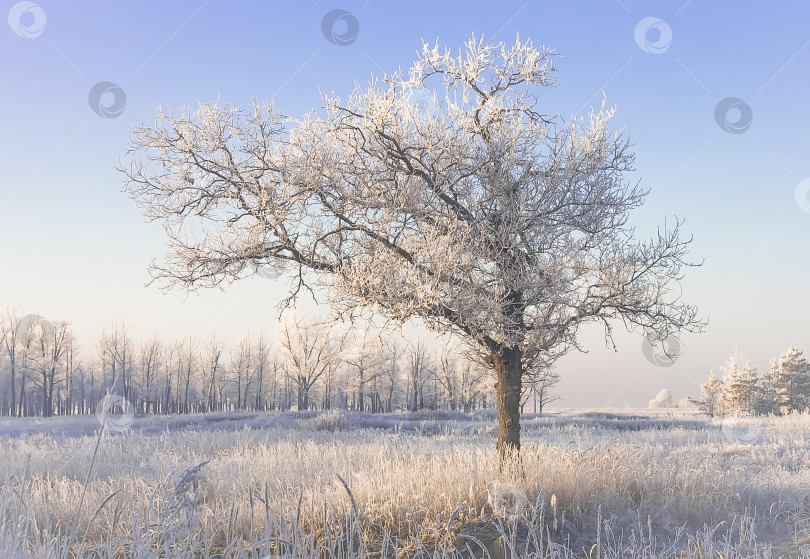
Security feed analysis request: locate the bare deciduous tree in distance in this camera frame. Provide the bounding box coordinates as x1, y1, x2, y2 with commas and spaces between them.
122, 35, 704, 455
278, 315, 339, 411
1, 309, 23, 417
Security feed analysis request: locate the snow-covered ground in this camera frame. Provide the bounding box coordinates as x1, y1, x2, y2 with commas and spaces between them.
1, 409, 809, 558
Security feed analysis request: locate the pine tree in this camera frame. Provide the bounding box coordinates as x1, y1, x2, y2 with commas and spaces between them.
692, 369, 723, 416
719, 358, 744, 415
752, 358, 780, 415
774, 347, 810, 413
739, 360, 758, 414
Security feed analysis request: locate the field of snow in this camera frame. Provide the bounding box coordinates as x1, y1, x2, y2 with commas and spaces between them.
1, 409, 810, 558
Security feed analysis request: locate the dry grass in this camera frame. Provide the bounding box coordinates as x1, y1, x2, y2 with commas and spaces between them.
1, 409, 809, 557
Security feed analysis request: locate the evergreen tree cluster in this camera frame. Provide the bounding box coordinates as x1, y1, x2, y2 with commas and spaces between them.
691, 347, 809, 416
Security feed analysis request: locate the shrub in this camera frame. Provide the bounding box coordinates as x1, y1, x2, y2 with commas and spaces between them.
300, 410, 349, 432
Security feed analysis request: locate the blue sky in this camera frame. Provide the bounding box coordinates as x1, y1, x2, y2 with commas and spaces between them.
1, 0, 809, 407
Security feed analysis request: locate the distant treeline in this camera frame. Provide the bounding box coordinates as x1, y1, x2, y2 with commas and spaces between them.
0, 309, 558, 418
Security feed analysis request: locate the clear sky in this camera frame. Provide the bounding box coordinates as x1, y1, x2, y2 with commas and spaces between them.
1, 0, 809, 407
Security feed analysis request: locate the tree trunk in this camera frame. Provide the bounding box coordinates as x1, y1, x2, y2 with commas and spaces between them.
18, 376, 26, 417
411, 373, 418, 412
537, 385, 544, 414
492, 346, 522, 456
255, 365, 264, 411
46, 367, 55, 417
298, 379, 308, 411
41, 370, 49, 417
356, 365, 364, 412
10, 360, 16, 417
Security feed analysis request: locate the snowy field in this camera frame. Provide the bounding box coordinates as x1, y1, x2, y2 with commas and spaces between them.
2, 409, 810, 558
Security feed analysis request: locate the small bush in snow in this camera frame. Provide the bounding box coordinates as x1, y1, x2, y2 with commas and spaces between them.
301, 410, 349, 431
470, 408, 499, 421
649, 389, 673, 408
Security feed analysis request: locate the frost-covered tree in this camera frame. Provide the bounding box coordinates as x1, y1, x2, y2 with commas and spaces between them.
719, 357, 757, 415
435, 338, 491, 412
277, 315, 338, 411
201, 335, 222, 412
522, 365, 559, 414
252, 335, 271, 411
25, 319, 72, 417
137, 336, 163, 414
648, 388, 673, 409
96, 324, 135, 404
343, 326, 387, 412
773, 347, 810, 413
733, 360, 757, 414
406, 338, 433, 412
377, 337, 403, 413
228, 337, 252, 410
691, 369, 723, 416
752, 362, 779, 416
179, 335, 198, 413
121, 35, 703, 453
1, 309, 24, 416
